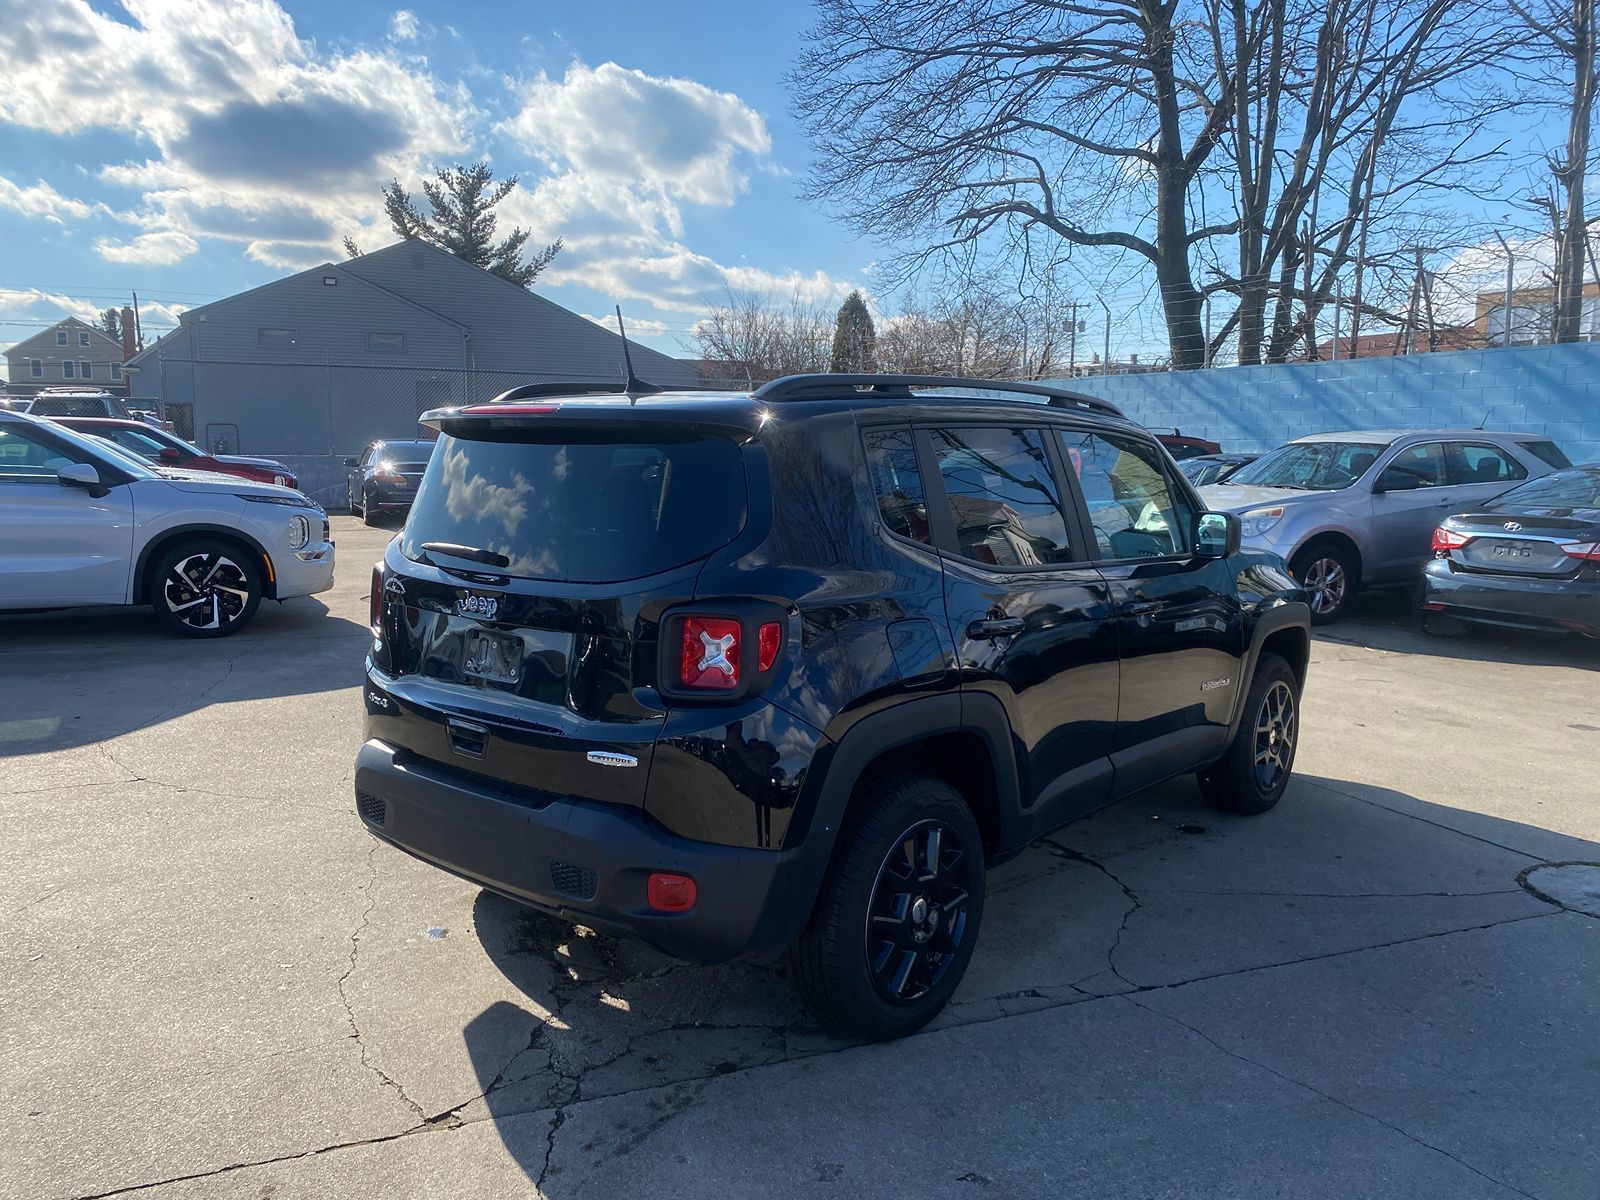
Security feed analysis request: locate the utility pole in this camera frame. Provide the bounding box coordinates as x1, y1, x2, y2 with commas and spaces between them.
1097, 297, 1111, 376
1203, 296, 1212, 367
1492, 230, 1516, 348
1066, 301, 1080, 375
1332, 278, 1343, 360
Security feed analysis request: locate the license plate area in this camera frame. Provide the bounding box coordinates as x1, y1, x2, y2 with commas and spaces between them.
463, 629, 524, 683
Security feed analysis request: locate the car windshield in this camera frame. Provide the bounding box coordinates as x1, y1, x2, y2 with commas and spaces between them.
43, 422, 155, 478
1485, 465, 1600, 512
374, 440, 436, 465
1228, 440, 1389, 490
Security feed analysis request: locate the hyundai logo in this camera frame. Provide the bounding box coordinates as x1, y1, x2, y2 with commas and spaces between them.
1502, 521, 1523, 532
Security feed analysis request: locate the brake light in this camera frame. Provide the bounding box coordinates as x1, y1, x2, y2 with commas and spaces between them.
1432, 526, 1471, 553
680, 616, 741, 689
460, 404, 560, 415
647, 873, 697, 912
1560, 541, 1600, 562
372, 472, 406, 485
757, 621, 782, 672
369, 563, 384, 632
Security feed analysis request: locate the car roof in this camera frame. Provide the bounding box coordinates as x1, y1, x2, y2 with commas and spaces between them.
1292, 429, 1543, 444
49, 416, 150, 428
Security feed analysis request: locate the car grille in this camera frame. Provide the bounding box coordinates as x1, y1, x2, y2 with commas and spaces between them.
549, 861, 598, 900
356, 790, 387, 827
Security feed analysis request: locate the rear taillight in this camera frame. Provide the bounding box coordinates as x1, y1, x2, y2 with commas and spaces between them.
757, 621, 782, 672
372, 471, 406, 485
680, 616, 742, 690
369, 563, 384, 632
1432, 526, 1471, 553
1560, 541, 1600, 562
647, 873, 697, 912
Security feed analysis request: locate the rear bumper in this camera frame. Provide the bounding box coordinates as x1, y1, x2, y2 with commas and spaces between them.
353, 739, 810, 962
1421, 560, 1600, 637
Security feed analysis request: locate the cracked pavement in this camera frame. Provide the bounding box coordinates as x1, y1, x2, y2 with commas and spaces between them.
3, 518, 1598, 1199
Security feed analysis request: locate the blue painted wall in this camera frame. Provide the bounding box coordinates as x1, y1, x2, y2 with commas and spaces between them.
1058, 343, 1600, 465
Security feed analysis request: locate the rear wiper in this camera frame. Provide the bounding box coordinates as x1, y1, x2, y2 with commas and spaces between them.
420, 541, 511, 568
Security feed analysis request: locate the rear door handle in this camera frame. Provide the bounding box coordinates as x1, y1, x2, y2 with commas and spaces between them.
967, 617, 1025, 640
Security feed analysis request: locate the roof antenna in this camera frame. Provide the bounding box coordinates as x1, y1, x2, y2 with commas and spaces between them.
615, 306, 663, 397
1477, 404, 1496, 430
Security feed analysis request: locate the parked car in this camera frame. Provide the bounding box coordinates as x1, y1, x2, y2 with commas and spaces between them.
1155, 429, 1222, 459
1420, 464, 1600, 638
1180, 452, 1258, 487
0, 411, 332, 637
1200, 430, 1569, 623
344, 439, 437, 524
354, 372, 1311, 1040
20, 388, 132, 419
52, 417, 298, 488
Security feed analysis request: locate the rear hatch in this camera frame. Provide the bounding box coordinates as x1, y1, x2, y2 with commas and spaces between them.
368, 409, 752, 808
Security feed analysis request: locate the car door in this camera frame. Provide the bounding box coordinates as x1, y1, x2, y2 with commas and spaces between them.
1369, 441, 1458, 579
1059, 427, 1247, 796
920, 422, 1120, 827
0, 423, 134, 607
1447, 440, 1529, 511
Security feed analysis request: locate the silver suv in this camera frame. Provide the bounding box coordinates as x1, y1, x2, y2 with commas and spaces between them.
0, 411, 333, 636
1199, 430, 1570, 622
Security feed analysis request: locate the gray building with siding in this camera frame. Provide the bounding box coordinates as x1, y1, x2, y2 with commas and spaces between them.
126, 238, 700, 460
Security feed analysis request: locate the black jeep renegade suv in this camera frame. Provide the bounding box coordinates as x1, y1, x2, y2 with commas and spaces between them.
355, 373, 1311, 1039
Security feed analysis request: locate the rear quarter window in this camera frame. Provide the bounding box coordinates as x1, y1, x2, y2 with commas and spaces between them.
1521, 440, 1572, 470
400, 431, 748, 582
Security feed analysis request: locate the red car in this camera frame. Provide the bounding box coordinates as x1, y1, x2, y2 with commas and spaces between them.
1155, 428, 1223, 460
52, 417, 299, 488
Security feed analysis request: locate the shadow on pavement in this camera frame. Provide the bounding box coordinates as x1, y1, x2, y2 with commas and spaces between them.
455, 772, 1599, 1195
0, 597, 367, 754
1328, 587, 1600, 671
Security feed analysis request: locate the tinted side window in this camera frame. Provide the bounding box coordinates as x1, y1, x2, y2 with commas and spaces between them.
0, 426, 92, 479
1520, 439, 1572, 470
863, 428, 930, 544
1381, 442, 1448, 488
928, 426, 1074, 566
1062, 430, 1189, 559
1451, 442, 1527, 485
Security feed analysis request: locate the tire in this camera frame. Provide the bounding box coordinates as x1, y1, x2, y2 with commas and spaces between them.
348, 484, 361, 519
788, 772, 985, 1041
361, 488, 381, 527
1197, 652, 1300, 815
148, 539, 263, 638
1290, 542, 1357, 624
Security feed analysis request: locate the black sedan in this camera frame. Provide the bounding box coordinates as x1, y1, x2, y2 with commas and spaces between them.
1420, 465, 1600, 638
344, 438, 437, 525
1179, 452, 1258, 487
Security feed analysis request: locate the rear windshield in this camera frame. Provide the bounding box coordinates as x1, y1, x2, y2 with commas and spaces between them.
400, 430, 747, 582
1486, 466, 1600, 512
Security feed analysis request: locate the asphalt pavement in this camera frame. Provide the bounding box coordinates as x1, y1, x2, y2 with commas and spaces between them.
3, 517, 1598, 1199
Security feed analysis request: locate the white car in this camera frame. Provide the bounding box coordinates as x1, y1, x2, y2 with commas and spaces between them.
0, 410, 334, 636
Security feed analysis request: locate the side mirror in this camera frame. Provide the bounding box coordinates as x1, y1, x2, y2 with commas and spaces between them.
57, 462, 108, 498
1194, 511, 1240, 558
1373, 471, 1421, 494
343, 457, 359, 468
159, 446, 181, 463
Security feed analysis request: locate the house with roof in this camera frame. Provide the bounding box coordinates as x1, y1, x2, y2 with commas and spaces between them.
125, 238, 700, 458
5, 317, 131, 397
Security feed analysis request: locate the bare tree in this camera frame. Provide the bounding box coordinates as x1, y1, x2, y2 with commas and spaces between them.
694, 289, 833, 384
1516, 0, 1597, 341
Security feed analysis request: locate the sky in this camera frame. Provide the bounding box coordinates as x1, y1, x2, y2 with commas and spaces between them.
0, 0, 880, 365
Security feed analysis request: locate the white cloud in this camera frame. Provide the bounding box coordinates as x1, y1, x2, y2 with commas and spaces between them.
390, 9, 419, 40
94, 231, 201, 265
581, 313, 670, 336
500, 62, 770, 207
0, 0, 475, 266
244, 240, 335, 269
0, 175, 97, 222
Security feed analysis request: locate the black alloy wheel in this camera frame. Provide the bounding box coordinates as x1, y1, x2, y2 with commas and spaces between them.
865, 819, 975, 1004
1197, 651, 1300, 814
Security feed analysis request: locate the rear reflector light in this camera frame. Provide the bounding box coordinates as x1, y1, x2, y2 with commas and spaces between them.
460, 403, 560, 414
757, 621, 782, 672
1431, 526, 1471, 553
647, 873, 697, 912
680, 616, 741, 689
1560, 541, 1600, 562
369, 562, 384, 632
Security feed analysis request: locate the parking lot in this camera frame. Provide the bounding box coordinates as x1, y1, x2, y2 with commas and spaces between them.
3, 515, 1598, 1199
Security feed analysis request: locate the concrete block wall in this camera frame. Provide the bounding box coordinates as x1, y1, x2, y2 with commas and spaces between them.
1058, 343, 1600, 464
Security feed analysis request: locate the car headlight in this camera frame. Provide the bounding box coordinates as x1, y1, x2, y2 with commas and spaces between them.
1240, 507, 1285, 538
288, 514, 311, 550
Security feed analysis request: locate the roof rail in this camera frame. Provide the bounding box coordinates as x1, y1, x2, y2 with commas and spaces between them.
753, 373, 1124, 418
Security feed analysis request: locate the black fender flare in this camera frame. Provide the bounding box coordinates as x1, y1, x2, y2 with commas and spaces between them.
761, 693, 1022, 948
1225, 599, 1312, 741
134, 523, 277, 603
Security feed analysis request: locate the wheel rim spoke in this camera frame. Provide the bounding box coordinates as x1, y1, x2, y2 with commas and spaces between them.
863, 817, 975, 1006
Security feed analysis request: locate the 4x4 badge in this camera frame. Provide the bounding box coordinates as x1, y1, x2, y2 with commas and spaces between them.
457, 594, 499, 620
